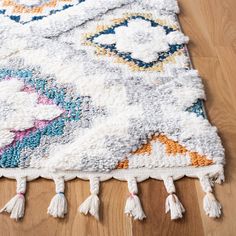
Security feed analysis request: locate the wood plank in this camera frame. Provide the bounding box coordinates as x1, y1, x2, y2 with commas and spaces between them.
198, 0, 236, 46
178, 0, 217, 57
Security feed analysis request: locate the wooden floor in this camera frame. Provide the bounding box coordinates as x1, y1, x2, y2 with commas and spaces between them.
0, 0, 236, 235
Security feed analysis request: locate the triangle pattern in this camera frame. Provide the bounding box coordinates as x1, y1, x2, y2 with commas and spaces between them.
116, 134, 213, 169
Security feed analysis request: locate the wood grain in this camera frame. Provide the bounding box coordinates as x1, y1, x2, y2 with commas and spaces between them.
0, 0, 236, 235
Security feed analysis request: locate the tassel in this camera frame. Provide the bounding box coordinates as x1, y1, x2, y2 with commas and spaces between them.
165, 194, 185, 220
163, 176, 185, 220
0, 176, 27, 220
79, 177, 100, 220
47, 177, 67, 218
203, 192, 221, 218
199, 175, 222, 218
124, 177, 146, 220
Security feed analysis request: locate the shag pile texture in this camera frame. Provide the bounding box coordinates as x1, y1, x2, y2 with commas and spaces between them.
0, 0, 225, 221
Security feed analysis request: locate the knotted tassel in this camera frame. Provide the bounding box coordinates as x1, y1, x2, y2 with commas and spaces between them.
79, 177, 100, 220
163, 176, 185, 220
199, 175, 222, 218
47, 177, 67, 218
165, 194, 185, 220
0, 176, 27, 220
124, 177, 146, 220
203, 192, 221, 218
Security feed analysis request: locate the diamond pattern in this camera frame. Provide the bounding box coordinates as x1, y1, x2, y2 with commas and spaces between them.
85, 14, 186, 71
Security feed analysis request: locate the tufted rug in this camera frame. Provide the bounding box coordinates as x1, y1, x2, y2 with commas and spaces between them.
0, 0, 224, 220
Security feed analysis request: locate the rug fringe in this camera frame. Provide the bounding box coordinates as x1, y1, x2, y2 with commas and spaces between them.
163, 176, 185, 220
48, 176, 67, 218
0, 176, 26, 220
124, 177, 146, 220
199, 175, 222, 218
0, 166, 224, 220
79, 177, 100, 220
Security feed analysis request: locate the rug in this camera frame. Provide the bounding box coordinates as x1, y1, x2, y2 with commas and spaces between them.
0, 0, 224, 220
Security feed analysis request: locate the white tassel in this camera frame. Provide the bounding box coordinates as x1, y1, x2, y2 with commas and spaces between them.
165, 194, 185, 220
79, 177, 100, 220
163, 176, 185, 220
47, 177, 67, 218
124, 177, 146, 220
0, 177, 27, 220
203, 192, 221, 218
199, 175, 222, 218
